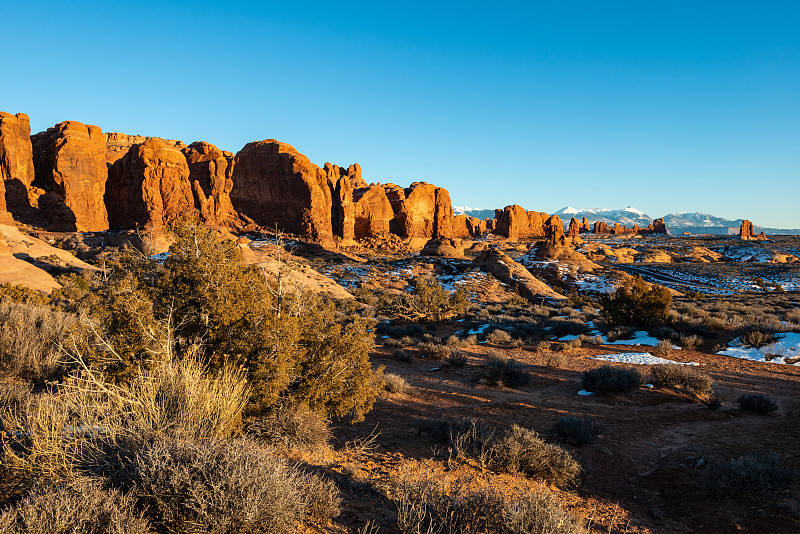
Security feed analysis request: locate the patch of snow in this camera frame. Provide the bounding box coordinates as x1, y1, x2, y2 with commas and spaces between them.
577, 390, 594, 396
468, 324, 491, 335
717, 332, 800, 365
151, 252, 169, 261
591, 352, 699, 366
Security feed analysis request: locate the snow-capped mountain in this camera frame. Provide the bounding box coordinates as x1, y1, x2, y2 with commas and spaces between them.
552, 206, 653, 228
453, 206, 496, 220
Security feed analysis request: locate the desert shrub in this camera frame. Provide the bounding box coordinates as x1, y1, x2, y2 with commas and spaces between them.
492, 425, 581, 487
1, 356, 249, 482
383, 373, 411, 395
130, 436, 339, 534
740, 327, 777, 349
581, 366, 644, 395
445, 335, 463, 348
653, 339, 672, 357
0, 477, 150, 534
600, 276, 672, 327
378, 275, 469, 323
501, 488, 587, 534
392, 469, 585, 534
87, 222, 378, 422
737, 393, 778, 414
393, 349, 413, 362
650, 365, 712, 393
605, 325, 637, 342
446, 350, 468, 368
785, 309, 800, 325
246, 402, 331, 452
673, 333, 702, 348
479, 351, 530, 388
416, 342, 452, 359
544, 353, 564, 368
705, 452, 797, 496
554, 416, 605, 445
487, 329, 513, 344
0, 300, 74, 382
383, 338, 404, 348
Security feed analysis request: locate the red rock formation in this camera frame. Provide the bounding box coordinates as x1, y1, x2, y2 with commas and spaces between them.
0, 112, 35, 219
105, 138, 195, 231
105, 132, 186, 166
593, 221, 611, 234
453, 214, 486, 238
346, 163, 367, 189
182, 141, 237, 226
392, 182, 437, 238
738, 219, 767, 241
325, 163, 355, 244
31, 121, 109, 231
421, 237, 464, 257
545, 215, 567, 248
567, 217, 583, 245
230, 140, 334, 245
580, 217, 591, 233
494, 205, 548, 239
641, 218, 668, 235
433, 187, 453, 239
353, 185, 393, 237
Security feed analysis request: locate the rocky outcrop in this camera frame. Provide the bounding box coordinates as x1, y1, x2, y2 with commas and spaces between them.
31, 121, 109, 231
475, 247, 566, 302
353, 185, 393, 237
494, 205, 547, 240
325, 163, 355, 244
390, 182, 453, 239
421, 237, 464, 257
580, 217, 591, 233
453, 214, 487, 238
0, 112, 35, 220
739, 219, 766, 241
105, 132, 186, 166
642, 218, 668, 234
105, 138, 195, 231
182, 141, 237, 226
593, 221, 611, 234
230, 140, 334, 245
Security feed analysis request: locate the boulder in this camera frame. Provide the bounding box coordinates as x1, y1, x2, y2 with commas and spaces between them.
182, 141, 237, 226
105, 138, 195, 231
0, 111, 35, 220
353, 185, 393, 237
230, 140, 334, 246
421, 237, 464, 257
31, 121, 109, 231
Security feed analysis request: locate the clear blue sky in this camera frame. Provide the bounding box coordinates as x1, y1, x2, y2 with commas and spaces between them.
3, 1, 798, 227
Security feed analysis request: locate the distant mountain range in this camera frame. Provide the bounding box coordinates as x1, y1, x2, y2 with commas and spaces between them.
454, 206, 800, 235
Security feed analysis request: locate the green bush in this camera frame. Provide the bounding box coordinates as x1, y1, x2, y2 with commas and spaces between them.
600, 276, 672, 327
85, 222, 377, 422
378, 275, 469, 323
581, 366, 643, 395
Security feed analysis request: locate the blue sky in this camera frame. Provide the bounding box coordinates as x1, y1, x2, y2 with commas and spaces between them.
3, 1, 798, 227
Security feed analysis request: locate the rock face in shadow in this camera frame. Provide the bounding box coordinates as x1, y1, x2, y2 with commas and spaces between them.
31, 121, 109, 231
642, 218, 668, 235
105, 138, 195, 231
182, 141, 237, 226
325, 163, 356, 244
230, 140, 334, 246
353, 185, 393, 238
0, 112, 35, 221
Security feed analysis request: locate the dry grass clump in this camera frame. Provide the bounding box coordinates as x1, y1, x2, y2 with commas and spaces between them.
737, 393, 778, 414
650, 365, 713, 394
553, 416, 605, 446
705, 452, 797, 496
393, 468, 586, 534
479, 351, 530, 388
416, 342, 452, 359
0, 300, 75, 382
246, 402, 331, 452
130, 436, 339, 534
544, 353, 564, 368
673, 333, 702, 348
581, 366, 644, 395
739, 327, 777, 349
487, 329, 513, 344
492, 425, 582, 487
383, 372, 411, 395
653, 339, 672, 357
446, 350, 468, 368
0, 477, 150, 534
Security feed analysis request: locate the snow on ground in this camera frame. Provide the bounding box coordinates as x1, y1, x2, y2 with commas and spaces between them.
467, 324, 491, 335
592, 353, 699, 366
560, 330, 680, 349
717, 332, 800, 365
